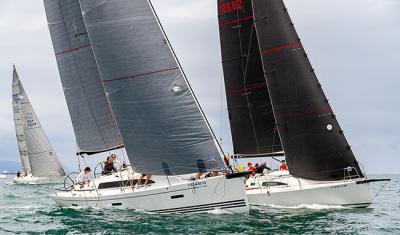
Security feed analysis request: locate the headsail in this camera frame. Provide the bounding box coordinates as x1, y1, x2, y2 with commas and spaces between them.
251, 0, 363, 180
217, 0, 282, 156
79, 0, 225, 175
12, 67, 65, 177
12, 67, 31, 173
43, 0, 123, 155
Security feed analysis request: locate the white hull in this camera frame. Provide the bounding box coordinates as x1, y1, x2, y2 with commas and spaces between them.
0, 174, 6, 179
53, 171, 249, 214
246, 171, 371, 208
13, 174, 65, 185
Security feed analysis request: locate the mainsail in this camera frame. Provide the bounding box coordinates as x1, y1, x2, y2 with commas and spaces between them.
12, 66, 65, 177
251, 0, 363, 180
218, 0, 282, 156
43, 0, 123, 155
12, 67, 31, 173
79, 0, 225, 175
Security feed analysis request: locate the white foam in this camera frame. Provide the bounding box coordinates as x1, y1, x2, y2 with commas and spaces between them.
206, 208, 234, 215
256, 204, 347, 210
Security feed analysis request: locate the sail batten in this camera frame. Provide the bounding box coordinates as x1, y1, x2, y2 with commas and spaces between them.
251, 0, 363, 180
43, 0, 123, 154
218, 0, 283, 156
79, 0, 224, 175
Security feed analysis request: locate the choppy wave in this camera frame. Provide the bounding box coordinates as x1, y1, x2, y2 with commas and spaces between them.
0, 174, 398, 234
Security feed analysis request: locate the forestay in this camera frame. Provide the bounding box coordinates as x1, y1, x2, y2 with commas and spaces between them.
43, 0, 123, 155
252, 0, 363, 180
12, 67, 31, 173
12, 67, 65, 177
79, 0, 225, 175
217, 0, 282, 156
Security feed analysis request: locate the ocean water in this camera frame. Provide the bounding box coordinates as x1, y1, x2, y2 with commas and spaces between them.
0, 175, 398, 234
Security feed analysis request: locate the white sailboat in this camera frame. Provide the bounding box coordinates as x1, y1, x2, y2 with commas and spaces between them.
12, 66, 66, 185
217, 0, 389, 208
43, 0, 248, 213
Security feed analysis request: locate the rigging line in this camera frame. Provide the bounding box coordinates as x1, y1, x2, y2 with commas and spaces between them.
219, 64, 224, 147
148, 0, 226, 165
56, 0, 109, 152
235, 6, 260, 153
106, 98, 127, 164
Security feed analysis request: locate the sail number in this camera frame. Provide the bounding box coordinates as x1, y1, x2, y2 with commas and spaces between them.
25, 112, 37, 127
12, 94, 20, 103
219, 0, 243, 15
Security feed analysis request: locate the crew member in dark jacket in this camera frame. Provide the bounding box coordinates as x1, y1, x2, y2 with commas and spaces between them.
102, 156, 117, 175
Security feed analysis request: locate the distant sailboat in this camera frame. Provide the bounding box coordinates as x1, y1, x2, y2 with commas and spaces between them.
12, 66, 65, 184
43, 0, 248, 213
218, 0, 389, 207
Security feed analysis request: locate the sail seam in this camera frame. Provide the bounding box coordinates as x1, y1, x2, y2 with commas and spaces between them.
103, 67, 179, 83
227, 82, 267, 94
275, 106, 332, 120
55, 44, 91, 55
261, 43, 301, 55
219, 15, 253, 26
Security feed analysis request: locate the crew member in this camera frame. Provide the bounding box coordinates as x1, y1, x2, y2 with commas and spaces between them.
76, 167, 93, 185
279, 160, 288, 171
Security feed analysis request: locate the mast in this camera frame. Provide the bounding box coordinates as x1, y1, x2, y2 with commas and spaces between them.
43, 0, 124, 155
12, 66, 65, 177
251, 0, 363, 180
79, 0, 225, 175
217, 0, 282, 156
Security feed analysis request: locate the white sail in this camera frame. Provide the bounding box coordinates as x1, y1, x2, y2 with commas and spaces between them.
12, 66, 65, 177
12, 67, 30, 173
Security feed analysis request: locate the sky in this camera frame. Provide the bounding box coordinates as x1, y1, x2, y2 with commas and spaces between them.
0, 0, 399, 174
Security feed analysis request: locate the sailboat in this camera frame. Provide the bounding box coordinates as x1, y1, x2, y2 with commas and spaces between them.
43, 0, 248, 213
12, 66, 66, 185
217, 0, 389, 207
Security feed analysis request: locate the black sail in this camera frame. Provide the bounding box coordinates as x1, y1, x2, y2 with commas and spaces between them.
251, 0, 363, 180
218, 0, 282, 156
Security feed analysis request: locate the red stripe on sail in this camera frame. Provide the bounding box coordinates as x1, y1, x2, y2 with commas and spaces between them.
227, 83, 267, 94
261, 43, 302, 55
55, 44, 91, 55
103, 67, 179, 83
220, 16, 253, 27
276, 106, 332, 120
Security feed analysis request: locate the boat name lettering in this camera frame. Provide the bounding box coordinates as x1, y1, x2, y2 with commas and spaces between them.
331, 184, 347, 189
219, 0, 243, 15
188, 181, 207, 187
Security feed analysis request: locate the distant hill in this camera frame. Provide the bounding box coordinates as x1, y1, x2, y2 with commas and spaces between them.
0, 160, 20, 173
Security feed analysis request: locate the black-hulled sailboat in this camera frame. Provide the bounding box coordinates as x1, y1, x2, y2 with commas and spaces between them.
43, 0, 248, 213
218, 0, 389, 207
